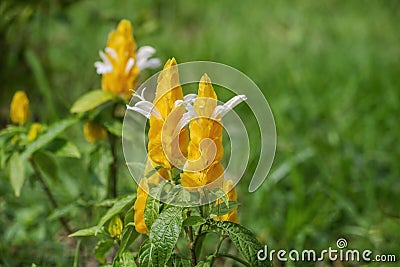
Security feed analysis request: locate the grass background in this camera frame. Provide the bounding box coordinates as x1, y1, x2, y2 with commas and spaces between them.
1, 0, 399, 266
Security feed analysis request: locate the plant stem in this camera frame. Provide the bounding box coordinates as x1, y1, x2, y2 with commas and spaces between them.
216, 253, 251, 267
29, 157, 73, 235
186, 210, 197, 266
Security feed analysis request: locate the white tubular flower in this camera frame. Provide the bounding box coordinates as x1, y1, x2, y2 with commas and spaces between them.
212, 95, 247, 118
126, 88, 162, 119
94, 50, 114, 74
136, 46, 161, 70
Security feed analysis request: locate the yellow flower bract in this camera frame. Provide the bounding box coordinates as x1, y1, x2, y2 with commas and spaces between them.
133, 59, 239, 234
83, 121, 108, 143
28, 123, 43, 141
102, 20, 139, 98
10, 91, 30, 126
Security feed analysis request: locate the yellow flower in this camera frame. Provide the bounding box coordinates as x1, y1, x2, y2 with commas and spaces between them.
108, 215, 123, 238
181, 74, 224, 187
147, 58, 188, 170
83, 121, 108, 143
10, 91, 30, 125
95, 19, 160, 98
215, 180, 239, 223
27, 123, 43, 141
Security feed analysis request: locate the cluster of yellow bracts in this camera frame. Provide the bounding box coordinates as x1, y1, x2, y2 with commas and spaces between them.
133, 58, 238, 235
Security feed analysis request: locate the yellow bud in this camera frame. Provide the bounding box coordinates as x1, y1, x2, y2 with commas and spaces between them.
83, 121, 108, 143
108, 215, 123, 238
10, 91, 30, 126
28, 123, 43, 142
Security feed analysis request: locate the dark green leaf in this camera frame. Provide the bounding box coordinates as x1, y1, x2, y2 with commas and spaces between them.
94, 239, 115, 263
70, 90, 114, 113
8, 153, 25, 197
68, 226, 100, 237
138, 238, 154, 267
144, 185, 165, 229
46, 138, 81, 158
104, 120, 123, 137
97, 194, 136, 233
114, 252, 137, 267
195, 260, 211, 267
183, 216, 206, 227
21, 117, 78, 159
209, 201, 240, 218
117, 226, 139, 257
33, 151, 59, 181
149, 206, 183, 267
211, 221, 270, 267
171, 254, 191, 267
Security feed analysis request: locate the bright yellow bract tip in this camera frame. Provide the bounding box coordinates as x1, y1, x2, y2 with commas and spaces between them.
10, 91, 30, 126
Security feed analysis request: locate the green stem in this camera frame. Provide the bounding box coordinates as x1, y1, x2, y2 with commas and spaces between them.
186, 210, 197, 266
215, 253, 251, 267
29, 157, 73, 235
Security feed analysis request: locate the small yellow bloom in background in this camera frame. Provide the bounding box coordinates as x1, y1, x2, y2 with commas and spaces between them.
10, 91, 30, 125
95, 19, 161, 98
27, 123, 43, 141
108, 215, 123, 238
83, 121, 108, 143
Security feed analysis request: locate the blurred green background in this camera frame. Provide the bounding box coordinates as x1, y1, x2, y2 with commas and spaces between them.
1, 0, 399, 266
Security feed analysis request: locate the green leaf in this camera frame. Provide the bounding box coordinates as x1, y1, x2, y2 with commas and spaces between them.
70, 90, 115, 113
33, 151, 59, 181
171, 254, 191, 267
97, 194, 136, 233
117, 226, 139, 257
138, 239, 154, 267
183, 216, 206, 227
211, 221, 270, 267
104, 120, 123, 137
68, 225, 100, 237
195, 259, 212, 267
94, 239, 115, 263
90, 145, 113, 198
144, 185, 165, 229
149, 206, 183, 267
209, 201, 240, 218
114, 252, 137, 267
8, 153, 26, 197
46, 138, 81, 158
21, 117, 78, 159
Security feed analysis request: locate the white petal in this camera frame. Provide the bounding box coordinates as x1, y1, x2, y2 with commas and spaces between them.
126, 101, 162, 119
183, 94, 197, 103
212, 95, 247, 118
125, 57, 135, 73
94, 61, 113, 74
95, 50, 113, 74
174, 100, 183, 108
136, 46, 161, 70
105, 47, 118, 60
137, 46, 156, 58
